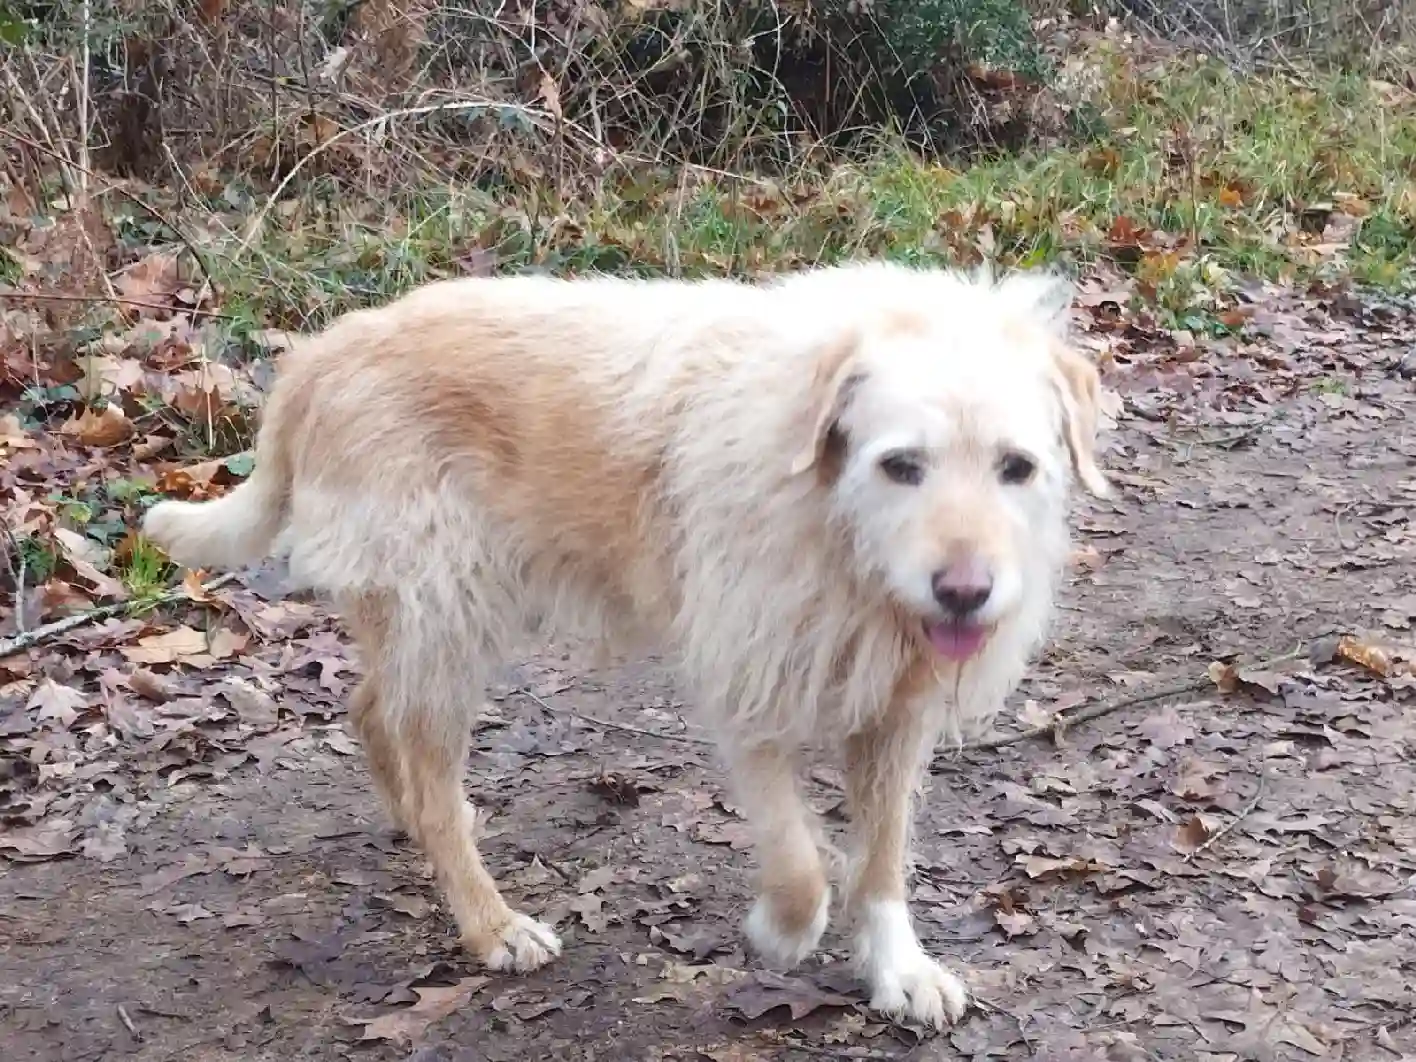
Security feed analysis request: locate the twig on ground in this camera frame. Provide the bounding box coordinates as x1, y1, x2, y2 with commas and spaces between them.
1184, 770, 1268, 863
950, 644, 1308, 755
0, 573, 238, 659
515, 647, 1309, 756
514, 687, 714, 747
2, 526, 26, 634
778, 1042, 902, 1061
956, 676, 1212, 752
115, 1002, 140, 1042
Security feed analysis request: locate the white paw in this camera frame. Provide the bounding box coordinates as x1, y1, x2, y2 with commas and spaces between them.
745, 884, 831, 969
856, 900, 968, 1028
476, 911, 562, 973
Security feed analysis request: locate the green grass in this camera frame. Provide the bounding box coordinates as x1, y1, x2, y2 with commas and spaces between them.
116, 534, 174, 602
199, 49, 1414, 335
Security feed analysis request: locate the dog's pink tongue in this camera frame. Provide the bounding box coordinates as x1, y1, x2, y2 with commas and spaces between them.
925, 621, 987, 661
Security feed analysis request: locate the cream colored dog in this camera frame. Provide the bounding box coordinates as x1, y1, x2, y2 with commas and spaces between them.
143, 261, 1108, 1029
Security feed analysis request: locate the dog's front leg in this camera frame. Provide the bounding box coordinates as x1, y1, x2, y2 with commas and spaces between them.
843, 704, 968, 1029
725, 739, 831, 969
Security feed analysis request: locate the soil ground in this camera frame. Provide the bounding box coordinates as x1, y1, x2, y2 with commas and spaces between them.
2, 284, 1415, 1061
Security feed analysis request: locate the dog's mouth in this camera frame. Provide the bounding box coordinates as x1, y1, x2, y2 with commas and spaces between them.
922, 619, 991, 661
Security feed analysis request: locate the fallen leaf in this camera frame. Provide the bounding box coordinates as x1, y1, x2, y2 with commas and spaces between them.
138, 852, 213, 895
578, 866, 616, 893
61, 404, 133, 447
1207, 660, 1286, 696
994, 908, 1038, 938
219, 677, 279, 726
127, 668, 175, 702
52, 528, 126, 601
0, 819, 77, 862
722, 971, 856, 1021
26, 679, 89, 727
355, 977, 491, 1046
1334, 634, 1406, 678
569, 891, 610, 933
81, 821, 128, 862
372, 892, 433, 919
114, 249, 183, 316
169, 902, 215, 924
119, 625, 241, 666
1019, 854, 1109, 879
1173, 814, 1212, 853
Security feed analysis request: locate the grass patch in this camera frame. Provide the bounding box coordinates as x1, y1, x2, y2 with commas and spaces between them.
115, 533, 175, 603
205, 48, 1414, 336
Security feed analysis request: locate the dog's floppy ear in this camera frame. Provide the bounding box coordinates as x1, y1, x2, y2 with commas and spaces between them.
997, 269, 1110, 497
790, 332, 863, 477
996, 269, 1073, 340
1050, 343, 1111, 497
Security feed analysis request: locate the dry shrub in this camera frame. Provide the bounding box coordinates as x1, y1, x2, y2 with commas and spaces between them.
2, 0, 1065, 193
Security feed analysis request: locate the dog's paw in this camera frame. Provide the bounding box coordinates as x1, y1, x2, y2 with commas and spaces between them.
867, 950, 968, 1029
745, 884, 830, 969
473, 911, 562, 973
856, 901, 968, 1029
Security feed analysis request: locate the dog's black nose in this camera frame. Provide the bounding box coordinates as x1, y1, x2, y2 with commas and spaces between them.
932, 566, 992, 616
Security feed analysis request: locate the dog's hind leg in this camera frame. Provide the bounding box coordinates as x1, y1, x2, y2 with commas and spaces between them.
842, 695, 968, 1029
343, 594, 418, 833
347, 676, 413, 833
728, 739, 831, 969
346, 593, 561, 974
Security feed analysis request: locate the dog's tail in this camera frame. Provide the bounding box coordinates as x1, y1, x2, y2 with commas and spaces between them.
142, 375, 298, 572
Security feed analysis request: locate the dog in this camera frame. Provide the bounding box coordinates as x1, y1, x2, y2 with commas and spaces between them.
142, 261, 1109, 1029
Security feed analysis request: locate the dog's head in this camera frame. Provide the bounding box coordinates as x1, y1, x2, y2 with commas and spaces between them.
789, 267, 1109, 663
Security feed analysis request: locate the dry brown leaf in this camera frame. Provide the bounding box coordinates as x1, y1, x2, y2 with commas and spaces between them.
114, 250, 182, 317
568, 891, 609, 932
52, 528, 127, 601
26, 679, 89, 727
1018, 854, 1109, 878
1173, 815, 1212, 853
127, 667, 175, 702
538, 72, 562, 120
0, 818, 77, 862
1, 412, 38, 452
181, 568, 217, 602
37, 579, 95, 618
1207, 660, 1287, 696
81, 821, 128, 862
1334, 635, 1395, 678
156, 458, 230, 499
721, 970, 850, 1021
994, 908, 1038, 937
119, 626, 211, 665
355, 977, 490, 1046
220, 677, 279, 726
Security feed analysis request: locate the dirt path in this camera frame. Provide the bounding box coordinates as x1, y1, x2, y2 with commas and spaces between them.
3, 287, 1415, 1061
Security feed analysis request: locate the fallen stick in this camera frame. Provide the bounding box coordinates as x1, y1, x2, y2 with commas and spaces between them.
1183, 770, 1267, 863
515, 686, 714, 747
0, 573, 238, 659
948, 643, 1309, 755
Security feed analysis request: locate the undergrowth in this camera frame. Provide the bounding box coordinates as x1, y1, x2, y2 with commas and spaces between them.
207, 50, 1416, 336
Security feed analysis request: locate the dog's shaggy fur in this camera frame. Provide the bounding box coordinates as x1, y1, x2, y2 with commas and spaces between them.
143, 261, 1109, 1028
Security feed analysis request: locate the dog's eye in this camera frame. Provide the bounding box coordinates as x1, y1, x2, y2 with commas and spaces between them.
999, 451, 1036, 485
879, 452, 925, 486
